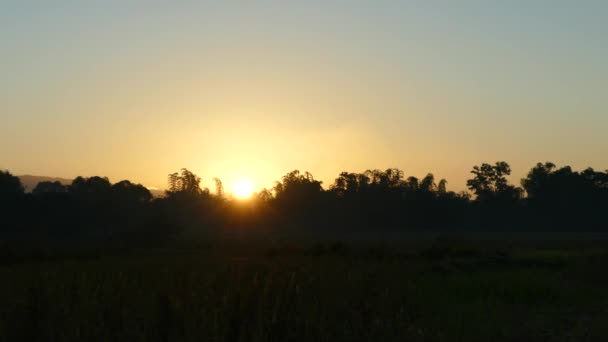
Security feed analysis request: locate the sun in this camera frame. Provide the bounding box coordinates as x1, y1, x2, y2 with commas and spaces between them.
233, 179, 254, 199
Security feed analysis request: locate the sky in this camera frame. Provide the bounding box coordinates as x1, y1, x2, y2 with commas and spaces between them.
1, 1, 607, 193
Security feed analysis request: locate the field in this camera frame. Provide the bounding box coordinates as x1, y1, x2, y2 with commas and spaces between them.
1, 237, 608, 341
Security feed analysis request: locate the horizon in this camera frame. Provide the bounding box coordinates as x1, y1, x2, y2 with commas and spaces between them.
10, 158, 608, 197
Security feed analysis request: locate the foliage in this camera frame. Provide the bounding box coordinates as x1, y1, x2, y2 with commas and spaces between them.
1, 161, 608, 240
0, 170, 24, 200
167, 168, 208, 196
520, 162, 608, 228
467, 162, 523, 202
32, 181, 67, 195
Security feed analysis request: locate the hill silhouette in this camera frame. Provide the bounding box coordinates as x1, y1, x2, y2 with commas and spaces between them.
17, 175, 165, 197
17, 175, 72, 192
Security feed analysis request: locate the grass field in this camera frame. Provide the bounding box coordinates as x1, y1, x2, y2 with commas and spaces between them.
1, 238, 608, 341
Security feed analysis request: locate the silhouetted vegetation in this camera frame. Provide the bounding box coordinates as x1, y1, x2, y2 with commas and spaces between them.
2, 161, 608, 243
3, 164, 608, 341
2, 240, 608, 341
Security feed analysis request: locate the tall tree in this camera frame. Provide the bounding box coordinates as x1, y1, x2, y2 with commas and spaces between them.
213, 178, 224, 197
521, 162, 557, 199
467, 162, 522, 202
273, 170, 323, 202
420, 173, 436, 193
166, 169, 206, 196
437, 179, 448, 195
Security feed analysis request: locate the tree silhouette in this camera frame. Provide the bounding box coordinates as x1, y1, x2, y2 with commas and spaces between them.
520, 162, 608, 229
406, 176, 419, 191
272, 170, 324, 226
166, 169, 208, 196
0, 171, 25, 231
213, 178, 225, 197
2, 160, 608, 241
273, 170, 323, 202
255, 188, 273, 202
420, 173, 436, 193
467, 162, 522, 202
331, 172, 371, 196
521, 162, 557, 199
32, 181, 68, 195
70, 176, 112, 195
437, 179, 448, 195
0, 170, 24, 199
112, 180, 152, 204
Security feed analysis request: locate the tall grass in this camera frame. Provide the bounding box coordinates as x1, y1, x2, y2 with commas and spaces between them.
1, 242, 607, 341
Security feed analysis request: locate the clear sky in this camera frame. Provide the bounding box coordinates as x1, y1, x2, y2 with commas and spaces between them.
1, 1, 607, 193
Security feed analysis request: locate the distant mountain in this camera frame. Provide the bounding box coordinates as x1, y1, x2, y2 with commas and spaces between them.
18, 175, 72, 192
17, 174, 166, 197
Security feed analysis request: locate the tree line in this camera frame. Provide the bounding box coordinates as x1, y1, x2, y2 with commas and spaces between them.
1, 161, 607, 242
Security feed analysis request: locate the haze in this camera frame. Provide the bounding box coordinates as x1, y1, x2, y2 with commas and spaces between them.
1, 1, 606, 192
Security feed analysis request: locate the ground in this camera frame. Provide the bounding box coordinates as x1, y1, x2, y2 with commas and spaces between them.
1, 237, 608, 341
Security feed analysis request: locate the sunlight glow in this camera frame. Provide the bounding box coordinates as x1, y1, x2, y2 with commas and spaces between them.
232, 179, 254, 199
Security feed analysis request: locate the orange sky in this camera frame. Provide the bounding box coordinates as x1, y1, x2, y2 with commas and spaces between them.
2, 2, 607, 194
